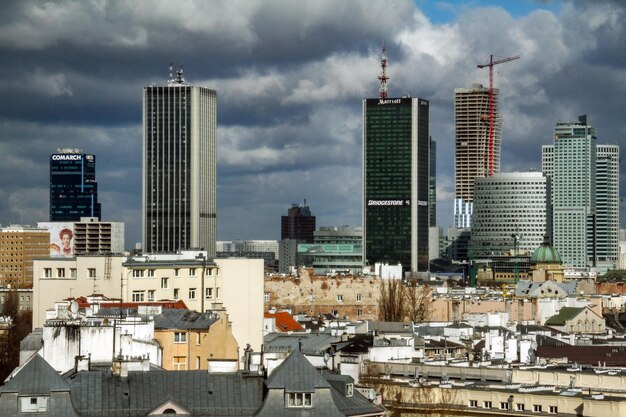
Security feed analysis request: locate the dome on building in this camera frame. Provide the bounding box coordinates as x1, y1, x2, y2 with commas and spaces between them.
531, 235, 562, 264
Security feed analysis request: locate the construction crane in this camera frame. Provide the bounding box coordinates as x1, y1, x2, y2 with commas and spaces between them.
477, 54, 520, 176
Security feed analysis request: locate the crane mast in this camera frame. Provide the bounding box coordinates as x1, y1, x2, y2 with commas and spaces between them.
477, 54, 520, 176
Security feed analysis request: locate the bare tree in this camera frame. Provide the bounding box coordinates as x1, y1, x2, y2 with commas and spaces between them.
1, 289, 19, 319
378, 279, 405, 321
406, 279, 432, 323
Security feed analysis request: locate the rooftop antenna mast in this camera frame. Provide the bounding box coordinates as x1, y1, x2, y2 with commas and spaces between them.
168, 62, 174, 84
378, 45, 389, 99
176, 64, 185, 84
477, 54, 520, 176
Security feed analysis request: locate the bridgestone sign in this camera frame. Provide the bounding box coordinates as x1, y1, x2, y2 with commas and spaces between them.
367, 199, 410, 206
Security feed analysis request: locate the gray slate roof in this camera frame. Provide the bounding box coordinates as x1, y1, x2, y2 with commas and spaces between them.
264, 332, 340, 355
154, 308, 219, 330
68, 370, 263, 417
257, 350, 385, 417
0, 354, 69, 395
266, 350, 331, 391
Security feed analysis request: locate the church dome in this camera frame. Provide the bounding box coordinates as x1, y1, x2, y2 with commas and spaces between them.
531, 235, 562, 264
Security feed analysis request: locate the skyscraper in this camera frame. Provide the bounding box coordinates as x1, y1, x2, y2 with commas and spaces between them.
362, 97, 430, 273
595, 145, 620, 269
50, 148, 101, 221
281, 203, 316, 243
429, 137, 437, 228
544, 127, 620, 269
542, 115, 596, 268
142, 66, 217, 255
453, 84, 501, 228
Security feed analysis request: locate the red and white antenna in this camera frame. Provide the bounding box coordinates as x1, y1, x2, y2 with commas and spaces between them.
378, 46, 389, 99
168, 62, 174, 84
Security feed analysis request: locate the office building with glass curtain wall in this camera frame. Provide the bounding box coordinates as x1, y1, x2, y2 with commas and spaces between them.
50, 149, 101, 221
362, 97, 430, 273
143, 67, 217, 256
542, 117, 619, 269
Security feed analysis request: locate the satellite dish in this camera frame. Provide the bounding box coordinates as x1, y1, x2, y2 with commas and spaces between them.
70, 301, 79, 318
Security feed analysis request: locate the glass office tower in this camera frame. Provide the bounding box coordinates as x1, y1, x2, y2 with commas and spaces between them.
49, 149, 101, 221
362, 97, 430, 273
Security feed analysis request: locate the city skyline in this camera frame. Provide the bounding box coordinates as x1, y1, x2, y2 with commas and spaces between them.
0, 0, 624, 248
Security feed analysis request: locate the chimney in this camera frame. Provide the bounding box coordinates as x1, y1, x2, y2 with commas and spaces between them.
243, 344, 253, 373
74, 354, 91, 372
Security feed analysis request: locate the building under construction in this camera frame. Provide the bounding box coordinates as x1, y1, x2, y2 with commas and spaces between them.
453, 84, 501, 228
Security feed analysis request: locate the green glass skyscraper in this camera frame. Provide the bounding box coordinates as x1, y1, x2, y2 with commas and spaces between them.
362, 97, 430, 273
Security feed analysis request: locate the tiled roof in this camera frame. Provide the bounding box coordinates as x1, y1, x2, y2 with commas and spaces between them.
264, 311, 305, 332
537, 345, 626, 367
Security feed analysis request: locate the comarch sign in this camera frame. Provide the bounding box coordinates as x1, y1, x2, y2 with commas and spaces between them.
367, 199, 411, 206
52, 154, 83, 161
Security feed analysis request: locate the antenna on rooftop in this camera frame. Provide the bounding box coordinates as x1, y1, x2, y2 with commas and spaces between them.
176, 64, 185, 84
378, 45, 389, 99
168, 62, 174, 84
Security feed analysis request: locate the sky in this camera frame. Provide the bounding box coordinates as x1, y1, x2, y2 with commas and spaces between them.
0, 0, 624, 249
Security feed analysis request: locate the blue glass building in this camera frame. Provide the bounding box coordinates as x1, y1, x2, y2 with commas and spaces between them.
49, 149, 101, 221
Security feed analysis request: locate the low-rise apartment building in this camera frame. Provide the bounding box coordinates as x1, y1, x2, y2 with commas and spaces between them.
32, 252, 264, 352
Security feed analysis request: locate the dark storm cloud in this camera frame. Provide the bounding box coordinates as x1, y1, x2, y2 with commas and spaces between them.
0, 0, 623, 245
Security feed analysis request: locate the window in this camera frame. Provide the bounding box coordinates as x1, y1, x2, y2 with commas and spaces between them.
44, 268, 52, 278
345, 383, 353, 397
357, 309, 363, 317
132, 270, 144, 278
189, 268, 196, 276
174, 268, 179, 277
517, 403, 525, 411
533, 404, 542, 412
189, 288, 196, 300
285, 392, 312, 408
196, 333, 201, 345
356, 293, 362, 302
70, 268, 77, 278
196, 356, 201, 369
161, 277, 168, 289
500, 402, 509, 410
173, 288, 179, 299
132, 291, 144, 302
215, 287, 220, 299
264, 292, 270, 302
206, 288, 213, 299
147, 269, 155, 277
337, 295, 344, 302
20, 396, 48, 412
173, 356, 186, 370
147, 290, 155, 301
549, 406, 558, 414
469, 400, 478, 408
174, 332, 187, 343
88, 268, 96, 278
57, 268, 65, 278
483, 401, 492, 409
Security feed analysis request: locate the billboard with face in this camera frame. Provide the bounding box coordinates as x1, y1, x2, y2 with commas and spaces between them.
38, 222, 75, 257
